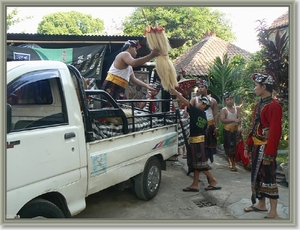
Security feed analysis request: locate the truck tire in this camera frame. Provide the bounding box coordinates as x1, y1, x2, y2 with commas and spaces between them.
18, 198, 65, 218
133, 157, 161, 201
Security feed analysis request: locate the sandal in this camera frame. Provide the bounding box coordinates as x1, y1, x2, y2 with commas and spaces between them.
230, 167, 237, 172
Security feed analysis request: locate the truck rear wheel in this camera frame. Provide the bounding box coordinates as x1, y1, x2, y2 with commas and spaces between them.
133, 157, 161, 201
18, 198, 65, 218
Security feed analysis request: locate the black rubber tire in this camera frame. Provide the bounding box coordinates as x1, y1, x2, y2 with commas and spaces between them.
133, 157, 161, 201
18, 198, 65, 218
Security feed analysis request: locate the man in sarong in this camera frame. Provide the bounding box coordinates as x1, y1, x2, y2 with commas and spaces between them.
101, 40, 159, 101
243, 73, 282, 219
190, 79, 219, 163
220, 92, 241, 172
170, 88, 221, 192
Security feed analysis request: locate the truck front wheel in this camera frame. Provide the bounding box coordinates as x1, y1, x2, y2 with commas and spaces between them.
18, 198, 65, 218
133, 157, 161, 201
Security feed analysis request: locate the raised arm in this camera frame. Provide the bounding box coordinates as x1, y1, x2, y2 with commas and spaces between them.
169, 89, 190, 108
121, 50, 160, 67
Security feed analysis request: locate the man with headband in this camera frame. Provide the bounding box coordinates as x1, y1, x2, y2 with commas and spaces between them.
220, 91, 241, 172
169, 88, 221, 192
101, 40, 160, 100
139, 81, 162, 113
243, 73, 282, 219
190, 79, 219, 163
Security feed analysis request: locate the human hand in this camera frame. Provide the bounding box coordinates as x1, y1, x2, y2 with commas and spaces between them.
183, 111, 189, 118
213, 128, 219, 137
147, 84, 155, 91
263, 159, 271, 165
146, 91, 154, 99
235, 118, 241, 123
150, 49, 160, 57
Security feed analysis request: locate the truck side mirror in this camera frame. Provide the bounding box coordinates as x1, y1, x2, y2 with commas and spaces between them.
7, 103, 12, 133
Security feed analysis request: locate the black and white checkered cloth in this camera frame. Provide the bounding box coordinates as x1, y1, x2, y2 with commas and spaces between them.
90, 108, 189, 146
177, 110, 190, 148
91, 110, 175, 140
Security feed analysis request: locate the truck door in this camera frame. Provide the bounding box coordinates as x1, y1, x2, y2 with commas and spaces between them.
6, 69, 82, 200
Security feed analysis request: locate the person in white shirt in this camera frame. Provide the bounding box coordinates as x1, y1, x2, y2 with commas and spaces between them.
220, 92, 241, 171
101, 40, 159, 101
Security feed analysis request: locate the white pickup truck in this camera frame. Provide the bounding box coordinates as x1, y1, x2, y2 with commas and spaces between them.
6, 60, 178, 218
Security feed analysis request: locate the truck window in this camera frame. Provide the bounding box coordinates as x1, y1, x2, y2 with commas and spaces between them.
7, 70, 68, 132
8, 80, 53, 105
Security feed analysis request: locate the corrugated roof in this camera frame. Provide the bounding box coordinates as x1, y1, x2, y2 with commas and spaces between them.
268, 11, 289, 30
173, 35, 252, 77
7, 33, 187, 57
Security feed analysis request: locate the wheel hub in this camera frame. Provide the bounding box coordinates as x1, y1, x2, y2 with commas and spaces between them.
147, 166, 160, 192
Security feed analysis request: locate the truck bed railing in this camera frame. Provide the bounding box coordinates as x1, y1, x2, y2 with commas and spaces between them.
85, 90, 177, 142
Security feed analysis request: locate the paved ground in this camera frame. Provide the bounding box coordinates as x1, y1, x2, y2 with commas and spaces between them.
175, 148, 290, 222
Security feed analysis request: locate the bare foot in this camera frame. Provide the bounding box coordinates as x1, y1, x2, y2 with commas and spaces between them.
264, 215, 280, 219
208, 179, 218, 187
186, 184, 198, 190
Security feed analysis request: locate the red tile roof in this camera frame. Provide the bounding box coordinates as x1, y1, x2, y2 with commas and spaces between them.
173, 35, 252, 77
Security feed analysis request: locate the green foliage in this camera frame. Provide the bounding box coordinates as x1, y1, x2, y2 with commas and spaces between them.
277, 153, 288, 164
255, 20, 289, 104
37, 11, 105, 35
278, 140, 289, 150
7, 8, 19, 30
123, 7, 235, 60
207, 53, 234, 103
281, 103, 289, 140
217, 122, 224, 145
207, 53, 249, 106
227, 51, 289, 142
255, 19, 289, 140
7, 8, 32, 31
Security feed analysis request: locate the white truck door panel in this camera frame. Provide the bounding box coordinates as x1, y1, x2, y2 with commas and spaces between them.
7, 126, 81, 191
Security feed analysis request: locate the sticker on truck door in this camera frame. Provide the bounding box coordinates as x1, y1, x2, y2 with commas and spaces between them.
91, 153, 107, 177
152, 135, 177, 150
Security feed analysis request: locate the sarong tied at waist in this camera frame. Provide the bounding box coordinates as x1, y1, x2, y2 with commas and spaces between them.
252, 136, 268, 145
189, 135, 205, 143
106, 73, 128, 88
207, 120, 214, 126
224, 125, 238, 132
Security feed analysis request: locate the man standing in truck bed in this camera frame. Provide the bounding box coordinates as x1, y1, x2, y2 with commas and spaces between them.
101, 40, 160, 100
